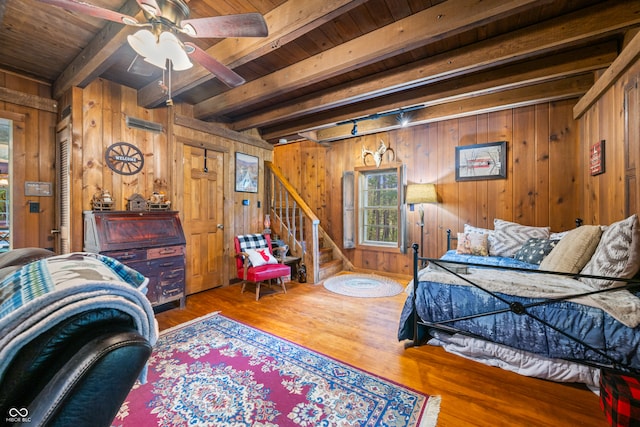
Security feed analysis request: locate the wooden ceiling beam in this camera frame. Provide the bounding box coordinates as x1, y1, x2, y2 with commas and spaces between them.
51, 0, 144, 99
0, 87, 58, 113
194, 0, 552, 120
232, 1, 638, 132
309, 75, 594, 142
137, 0, 369, 108
260, 48, 603, 142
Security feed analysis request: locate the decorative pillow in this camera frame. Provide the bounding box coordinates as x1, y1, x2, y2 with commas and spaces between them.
456, 232, 489, 256
245, 248, 278, 267
513, 238, 559, 265
463, 224, 494, 251
580, 214, 640, 289
550, 231, 569, 240
463, 224, 493, 236
539, 225, 602, 273
237, 233, 269, 251
490, 219, 550, 257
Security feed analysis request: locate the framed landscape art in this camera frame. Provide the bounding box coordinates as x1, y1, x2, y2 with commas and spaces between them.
235, 152, 259, 193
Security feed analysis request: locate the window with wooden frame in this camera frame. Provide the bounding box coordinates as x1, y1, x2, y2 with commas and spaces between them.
344, 164, 406, 252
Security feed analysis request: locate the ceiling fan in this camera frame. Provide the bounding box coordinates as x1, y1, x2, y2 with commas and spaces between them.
36, 0, 269, 87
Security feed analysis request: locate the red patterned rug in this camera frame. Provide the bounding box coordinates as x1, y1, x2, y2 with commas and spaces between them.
113, 313, 440, 427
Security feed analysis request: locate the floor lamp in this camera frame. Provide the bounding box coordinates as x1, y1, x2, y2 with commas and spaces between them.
405, 183, 438, 263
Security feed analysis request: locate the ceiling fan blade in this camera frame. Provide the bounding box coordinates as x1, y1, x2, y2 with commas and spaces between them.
136, 0, 161, 17
180, 13, 268, 38
37, 0, 139, 25
184, 43, 245, 88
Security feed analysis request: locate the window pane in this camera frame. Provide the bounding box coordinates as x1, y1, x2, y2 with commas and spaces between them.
360, 169, 399, 246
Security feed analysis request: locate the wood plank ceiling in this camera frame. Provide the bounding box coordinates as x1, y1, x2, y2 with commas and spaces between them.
1, 0, 639, 143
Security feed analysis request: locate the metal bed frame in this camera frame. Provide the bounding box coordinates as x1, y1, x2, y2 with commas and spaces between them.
405, 240, 640, 375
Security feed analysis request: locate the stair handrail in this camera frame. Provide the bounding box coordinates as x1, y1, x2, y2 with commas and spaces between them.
265, 161, 321, 283
265, 162, 319, 222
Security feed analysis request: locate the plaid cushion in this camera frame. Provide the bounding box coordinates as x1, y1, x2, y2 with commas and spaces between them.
237, 234, 269, 251
600, 370, 640, 426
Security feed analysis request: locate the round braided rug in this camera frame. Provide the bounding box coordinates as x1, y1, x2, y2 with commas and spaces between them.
323, 273, 404, 298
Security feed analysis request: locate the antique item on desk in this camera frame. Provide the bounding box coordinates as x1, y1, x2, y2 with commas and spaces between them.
92, 189, 114, 211
148, 192, 171, 211
127, 193, 147, 211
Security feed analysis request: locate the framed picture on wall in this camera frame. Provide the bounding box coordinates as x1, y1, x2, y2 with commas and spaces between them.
455, 141, 507, 181
590, 140, 605, 176
235, 152, 259, 193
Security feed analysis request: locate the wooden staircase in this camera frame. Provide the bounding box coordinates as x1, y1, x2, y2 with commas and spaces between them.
317, 239, 343, 281
265, 161, 353, 283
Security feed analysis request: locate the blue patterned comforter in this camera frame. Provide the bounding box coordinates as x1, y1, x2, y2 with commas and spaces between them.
398, 252, 640, 370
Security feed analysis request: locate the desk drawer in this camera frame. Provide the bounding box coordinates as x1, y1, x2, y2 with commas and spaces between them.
158, 270, 184, 305
105, 249, 147, 262
148, 245, 185, 259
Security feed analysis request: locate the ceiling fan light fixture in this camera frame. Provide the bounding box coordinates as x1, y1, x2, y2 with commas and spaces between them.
159, 32, 193, 70
127, 29, 159, 59
143, 52, 167, 70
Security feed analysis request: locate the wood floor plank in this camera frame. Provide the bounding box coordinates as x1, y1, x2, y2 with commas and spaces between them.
154, 279, 608, 427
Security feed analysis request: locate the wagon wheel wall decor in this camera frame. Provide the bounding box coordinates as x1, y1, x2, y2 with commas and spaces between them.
105, 142, 144, 175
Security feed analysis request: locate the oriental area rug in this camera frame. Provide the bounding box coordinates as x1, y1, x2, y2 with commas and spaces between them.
113, 313, 439, 427
323, 273, 405, 298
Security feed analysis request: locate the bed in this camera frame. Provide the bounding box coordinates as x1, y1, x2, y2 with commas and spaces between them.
398, 216, 640, 390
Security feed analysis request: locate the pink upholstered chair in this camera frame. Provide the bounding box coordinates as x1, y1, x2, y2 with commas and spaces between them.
234, 233, 290, 300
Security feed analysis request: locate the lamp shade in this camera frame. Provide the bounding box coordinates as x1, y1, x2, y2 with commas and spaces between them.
405, 183, 437, 204
159, 32, 193, 71
128, 29, 193, 71
127, 29, 158, 59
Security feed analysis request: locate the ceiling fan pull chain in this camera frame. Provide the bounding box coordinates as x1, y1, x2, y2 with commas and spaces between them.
166, 63, 174, 106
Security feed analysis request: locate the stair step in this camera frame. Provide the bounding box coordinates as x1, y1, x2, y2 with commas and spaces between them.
318, 259, 342, 281
318, 247, 333, 264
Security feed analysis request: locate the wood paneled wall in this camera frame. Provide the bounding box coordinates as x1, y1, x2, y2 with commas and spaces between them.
0, 71, 56, 250
274, 99, 581, 276
59, 80, 273, 284
63, 79, 170, 252
578, 64, 640, 224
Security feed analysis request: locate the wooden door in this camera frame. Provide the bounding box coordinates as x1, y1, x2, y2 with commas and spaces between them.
55, 118, 71, 253
624, 76, 639, 217
183, 145, 225, 294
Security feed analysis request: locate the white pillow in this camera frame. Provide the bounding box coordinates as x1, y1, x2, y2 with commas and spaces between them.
246, 248, 278, 267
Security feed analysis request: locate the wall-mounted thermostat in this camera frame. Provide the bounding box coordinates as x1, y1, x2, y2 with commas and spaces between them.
25, 181, 53, 196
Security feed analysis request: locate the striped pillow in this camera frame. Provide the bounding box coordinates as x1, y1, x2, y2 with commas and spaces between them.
580, 215, 640, 289
490, 219, 550, 257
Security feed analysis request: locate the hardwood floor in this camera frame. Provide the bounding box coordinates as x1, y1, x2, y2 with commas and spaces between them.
155, 278, 608, 427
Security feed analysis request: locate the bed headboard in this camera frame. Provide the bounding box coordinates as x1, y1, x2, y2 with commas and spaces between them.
446, 218, 583, 252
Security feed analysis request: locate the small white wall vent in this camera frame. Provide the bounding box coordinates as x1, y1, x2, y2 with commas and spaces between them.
125, 116, 163, 134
